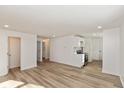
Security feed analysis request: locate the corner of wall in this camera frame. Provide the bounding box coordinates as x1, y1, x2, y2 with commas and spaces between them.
21, 63, 37, 71
0, 70, 8, 77
120, 76, 124, 88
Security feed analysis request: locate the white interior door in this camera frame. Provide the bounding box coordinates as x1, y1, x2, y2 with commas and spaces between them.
8, 37, 20, 69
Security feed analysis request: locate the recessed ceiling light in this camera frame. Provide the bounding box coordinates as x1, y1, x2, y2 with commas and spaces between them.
97, 26, 102, 29
4, 24, 9, 28
52, 35, 56, 37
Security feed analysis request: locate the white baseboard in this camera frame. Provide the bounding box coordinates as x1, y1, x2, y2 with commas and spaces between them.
120, 76, 124, 88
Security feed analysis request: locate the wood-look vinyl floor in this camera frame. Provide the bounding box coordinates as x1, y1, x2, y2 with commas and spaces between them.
0, 61, 123, 88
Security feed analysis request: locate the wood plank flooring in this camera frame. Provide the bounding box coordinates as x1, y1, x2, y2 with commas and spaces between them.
0, 61, 123, 88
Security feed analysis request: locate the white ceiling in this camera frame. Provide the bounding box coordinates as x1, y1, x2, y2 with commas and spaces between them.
0, 5, 124, 37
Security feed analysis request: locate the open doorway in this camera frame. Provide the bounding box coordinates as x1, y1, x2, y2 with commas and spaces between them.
92, 38, 103, 60
37, 40, 42, 62
42, 39, 50, 62
42, 41, 45, 60
84, 35, 103, 70
8, 37, 21, 70
37, 38, 50, 63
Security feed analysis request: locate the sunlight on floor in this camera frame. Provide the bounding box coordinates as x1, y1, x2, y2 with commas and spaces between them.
21, 84, 44, 88
0, 80, 45, 88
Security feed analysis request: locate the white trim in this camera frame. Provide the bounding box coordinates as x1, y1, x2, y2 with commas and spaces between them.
120, 76, 124, 88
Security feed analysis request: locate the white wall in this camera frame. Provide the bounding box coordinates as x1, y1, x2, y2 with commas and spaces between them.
0, 31, 8, 76
0, 29, 37, 76
92, 38, 103, 60
120, 23, 124, 80
50, 35, 84, 67
102, 28, 120, 76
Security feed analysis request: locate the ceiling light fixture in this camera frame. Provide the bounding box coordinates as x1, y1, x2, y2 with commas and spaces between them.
4, 24, 9, 28
97, 26, 102, 29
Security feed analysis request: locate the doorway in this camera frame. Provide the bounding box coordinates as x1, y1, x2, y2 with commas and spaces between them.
8, 37, 21, 69
92, 37, 103, 68
42, 41, 45, 60
37, 41, 41, 62
42, 39, 50, 62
